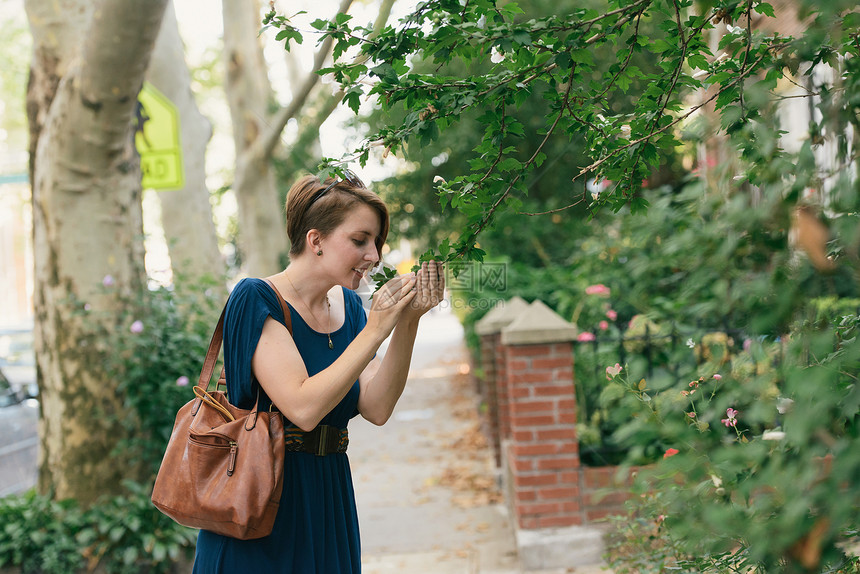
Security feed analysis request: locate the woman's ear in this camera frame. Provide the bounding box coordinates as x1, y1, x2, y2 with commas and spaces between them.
306, 229, 323, 255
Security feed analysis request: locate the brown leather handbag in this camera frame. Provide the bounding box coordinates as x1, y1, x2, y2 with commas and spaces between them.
151, 279, 289, 539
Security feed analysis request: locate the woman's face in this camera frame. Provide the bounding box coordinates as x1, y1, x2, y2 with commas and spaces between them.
319, 203, 382, 290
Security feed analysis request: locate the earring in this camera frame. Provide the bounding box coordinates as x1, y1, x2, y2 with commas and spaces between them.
317, 250, 323, 256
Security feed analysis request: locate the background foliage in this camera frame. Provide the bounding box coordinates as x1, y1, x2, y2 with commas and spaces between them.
268, 0, 860, 570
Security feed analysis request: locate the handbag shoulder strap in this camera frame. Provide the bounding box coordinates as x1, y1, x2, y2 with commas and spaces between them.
263, 278, 292, 335
196, 278, 294, 392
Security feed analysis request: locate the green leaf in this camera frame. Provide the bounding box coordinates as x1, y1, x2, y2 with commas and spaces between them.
753, 2, 775, 18
512, 29, 532, 46
687, 53, 709, 71
501, 3, 524, 16
571, 49, 593, 65
650, 39, 672, 54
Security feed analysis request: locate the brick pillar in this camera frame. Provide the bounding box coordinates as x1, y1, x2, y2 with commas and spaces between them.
475, 297, 529, 469
479, 332, 501, 466
500, 300, 581, 530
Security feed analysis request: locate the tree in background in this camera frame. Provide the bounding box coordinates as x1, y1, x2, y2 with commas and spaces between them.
25, 0, 168, 504
222, 0, 395, 276
146, 1, 224, 287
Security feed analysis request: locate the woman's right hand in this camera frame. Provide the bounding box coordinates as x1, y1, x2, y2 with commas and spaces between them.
366, 273, 417, 338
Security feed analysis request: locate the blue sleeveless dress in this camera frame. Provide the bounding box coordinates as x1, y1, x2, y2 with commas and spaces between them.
192, 278, 365, 573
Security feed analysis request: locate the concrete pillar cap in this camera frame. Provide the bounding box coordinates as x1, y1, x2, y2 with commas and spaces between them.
501, 299, 578, 345
475, 295, 530, 335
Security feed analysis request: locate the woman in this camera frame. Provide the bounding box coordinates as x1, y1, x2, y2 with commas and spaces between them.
192, 172, 444, 573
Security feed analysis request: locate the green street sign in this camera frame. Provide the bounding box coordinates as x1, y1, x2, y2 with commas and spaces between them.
135, 82, 184, 190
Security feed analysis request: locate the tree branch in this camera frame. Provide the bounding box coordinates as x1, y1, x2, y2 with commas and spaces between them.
458, 64, 578, 253
258, 0, 354, 160
522, 47, 781, 217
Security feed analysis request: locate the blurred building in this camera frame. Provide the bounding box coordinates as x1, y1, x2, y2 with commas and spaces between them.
0, 176, 33, 328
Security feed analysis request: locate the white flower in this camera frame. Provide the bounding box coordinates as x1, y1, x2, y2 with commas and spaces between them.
490, 46, 505, 63
777, 398, 794, 415
433, 175, 447, 184
762, 430, 786, 441
686, 338, 695, 348
477, 14, 486, 29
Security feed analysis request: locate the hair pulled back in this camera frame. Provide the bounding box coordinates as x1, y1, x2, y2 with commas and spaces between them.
285, 174, 389, 261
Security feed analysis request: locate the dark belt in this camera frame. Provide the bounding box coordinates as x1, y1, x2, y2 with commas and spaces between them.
284, 425, 348, 456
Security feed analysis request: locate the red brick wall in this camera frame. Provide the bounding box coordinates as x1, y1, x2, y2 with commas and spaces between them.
479, 328, 636, 530
505, 342, 582, 529
479, 333, 502, 467
580, 466, 637, 521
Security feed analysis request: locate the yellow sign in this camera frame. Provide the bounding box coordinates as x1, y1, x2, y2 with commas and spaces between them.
135, 82, 184, 190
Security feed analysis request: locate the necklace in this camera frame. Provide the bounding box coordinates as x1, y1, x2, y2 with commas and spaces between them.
283, 271, 334, 349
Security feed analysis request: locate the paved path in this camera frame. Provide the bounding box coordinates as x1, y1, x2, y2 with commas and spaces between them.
0, 399, 39, 496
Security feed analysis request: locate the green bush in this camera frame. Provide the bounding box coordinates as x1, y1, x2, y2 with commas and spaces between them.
604, 306, 860, 572
0, 483, 196, 574
107, 278, 222, 481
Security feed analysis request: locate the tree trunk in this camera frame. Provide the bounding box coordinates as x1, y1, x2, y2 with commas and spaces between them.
222, 0, 287, 276
146, 1, 224, 287
28, 0, 168, 504
24, 0, 92, 185
221, 0, 393, 276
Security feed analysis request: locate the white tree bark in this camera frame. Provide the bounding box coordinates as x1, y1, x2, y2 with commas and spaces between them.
28, 0, 168, 504
146, 1, 224, 285
24, 0, 92, 182
221, 0, 394, 276
222, 0, 287, 276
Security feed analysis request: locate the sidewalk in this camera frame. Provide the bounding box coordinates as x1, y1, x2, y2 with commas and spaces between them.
349, 310, 613, 574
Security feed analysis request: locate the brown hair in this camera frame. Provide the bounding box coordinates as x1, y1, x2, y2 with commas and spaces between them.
285, 174, 390, 261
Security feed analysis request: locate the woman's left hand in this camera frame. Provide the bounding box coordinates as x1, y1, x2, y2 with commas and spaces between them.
402, 261, 445, 321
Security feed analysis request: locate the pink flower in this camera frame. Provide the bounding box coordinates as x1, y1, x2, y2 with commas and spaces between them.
721, 408, 738, 427
663, 448, 679, 459
606, 309, 617, 320
605, 363, 622, 380
176, 376, 190, 387
585, 284, 611, 296
130, 320, 144, 334
102, 274, 115, 287
680, 390, 689, 396
712, 373, 722, 380
687, 411, 696, 418
599, 320, 609, 331
577, 332, 596, 342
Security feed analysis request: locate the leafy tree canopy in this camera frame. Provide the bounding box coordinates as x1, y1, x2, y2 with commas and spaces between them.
266, 0, 860, 265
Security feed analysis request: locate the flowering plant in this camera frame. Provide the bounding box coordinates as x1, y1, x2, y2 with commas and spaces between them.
604, 311, 860, 572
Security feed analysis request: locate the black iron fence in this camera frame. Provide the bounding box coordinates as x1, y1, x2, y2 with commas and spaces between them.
571, 319, 778, 465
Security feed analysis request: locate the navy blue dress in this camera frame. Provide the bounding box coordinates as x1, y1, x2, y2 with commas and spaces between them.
192, 278, 366, 573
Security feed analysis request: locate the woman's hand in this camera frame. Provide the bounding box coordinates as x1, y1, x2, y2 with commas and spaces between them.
365, 272, 417, 338
401, 261, 445, 322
